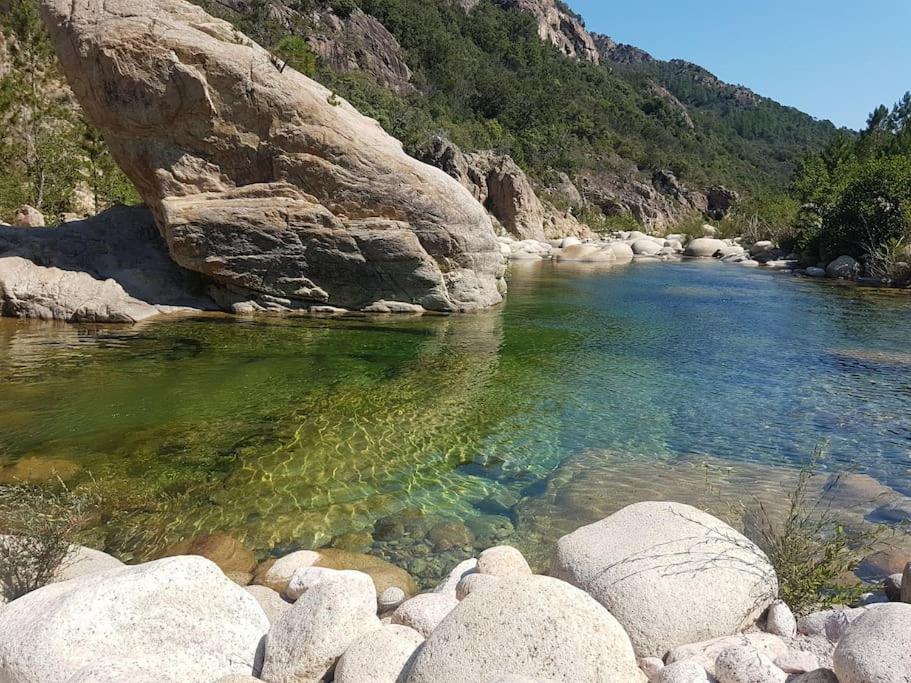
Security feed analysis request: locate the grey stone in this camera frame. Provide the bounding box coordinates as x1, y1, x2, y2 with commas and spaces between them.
764, 600, 797, 638
638, 657, 665, 681
826, 256, 860, 279
884, 572, 903, 601
378, 586, 406, 612
903, 562, 911, 603
666, 633, 787, 677
12, 205, 45, 228
654, 660, 713, 683
714, 645, 786, 683
788, 670, 838, 683
685, 238, 726, 257
391, 592, 459, 637
774, 649, 819, 674
244, 585, 290, 626
433, 558, 477, 596
477, 545, 532, 577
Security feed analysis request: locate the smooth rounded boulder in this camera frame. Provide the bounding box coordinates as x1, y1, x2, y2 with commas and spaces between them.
553, 501, 778, 658
607, 242, 635, 260
261, 571, 381, 682
0, 557, 269, 683
833, 603, 911, 683
632, 239, 662, 256
684, 238, 726, 257
334, 624, 424, 683
391, 592, 459, 637
557, 243, 614, 262
404, 575, 642, 682
826, 256, 860, 279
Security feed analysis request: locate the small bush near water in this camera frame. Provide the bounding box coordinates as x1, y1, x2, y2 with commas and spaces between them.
744, 447, 886, 615
0, 484, 95, 601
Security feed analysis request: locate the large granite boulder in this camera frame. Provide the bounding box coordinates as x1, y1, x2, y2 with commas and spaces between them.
553, 502, 778, 658
404, 575, 642, 682
0, 557, 269, 682
40, 0, 505, 313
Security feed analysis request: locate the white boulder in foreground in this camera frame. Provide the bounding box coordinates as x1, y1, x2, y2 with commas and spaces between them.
833, 602, 911, 682
261, 570, 380, 682
334, 624, 424, 683
0, 557, 269, 683
553, 501, 777, 657
404, 575, 643, 682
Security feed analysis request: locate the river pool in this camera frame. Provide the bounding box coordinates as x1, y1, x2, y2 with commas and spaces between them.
2, 260, 910, 583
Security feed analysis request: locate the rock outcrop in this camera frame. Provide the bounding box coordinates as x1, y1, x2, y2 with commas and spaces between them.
40, 0, 506, 314
0, 206, 213, 322
307, 8, 415, 95
579, 168, 708, 233
593, 34, 655, 66
493, 0, 599, 64
422, 136, 592, 241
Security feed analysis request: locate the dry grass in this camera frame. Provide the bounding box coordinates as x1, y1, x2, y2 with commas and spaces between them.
0, 483, 96, 601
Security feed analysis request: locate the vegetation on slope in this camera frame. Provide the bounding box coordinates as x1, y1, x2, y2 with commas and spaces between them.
790, 95, 911, 270
0, 0, 138, 222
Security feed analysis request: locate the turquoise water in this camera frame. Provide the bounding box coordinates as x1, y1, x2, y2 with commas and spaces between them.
1, 260, 910, 580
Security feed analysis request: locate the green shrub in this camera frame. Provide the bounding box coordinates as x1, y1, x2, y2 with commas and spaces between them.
720, 192, 800, 247
820, 156, 911, 260
274, 35, 317, 77
745, 446, 884, 615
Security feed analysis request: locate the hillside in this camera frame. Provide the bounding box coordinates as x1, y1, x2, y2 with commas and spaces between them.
0, 0, 838, 233
191, 0, 838, 229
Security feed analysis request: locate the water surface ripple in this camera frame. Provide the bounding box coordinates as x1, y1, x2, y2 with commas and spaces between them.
1, 261, 910, 575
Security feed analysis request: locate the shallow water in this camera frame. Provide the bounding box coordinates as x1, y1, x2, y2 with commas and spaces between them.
2, 260, 910, 580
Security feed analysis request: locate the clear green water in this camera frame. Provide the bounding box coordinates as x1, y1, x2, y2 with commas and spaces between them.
2, 260, 910, 581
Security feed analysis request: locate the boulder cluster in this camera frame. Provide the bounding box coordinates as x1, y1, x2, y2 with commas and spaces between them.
2, 501, 908, 682
501, 227, 883, 286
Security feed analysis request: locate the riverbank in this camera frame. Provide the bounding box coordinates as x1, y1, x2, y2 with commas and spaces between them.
1, 499, 908, 682
500, 226, 904, 290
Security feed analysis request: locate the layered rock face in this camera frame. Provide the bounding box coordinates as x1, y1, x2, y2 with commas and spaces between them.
495, 0, 599, 63
308, 8, 415, 95
422, 136, 592, 241
40, 0, 506, 314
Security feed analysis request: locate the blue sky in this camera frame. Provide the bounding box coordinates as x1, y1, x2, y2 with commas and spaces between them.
565, 0, 911, 130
